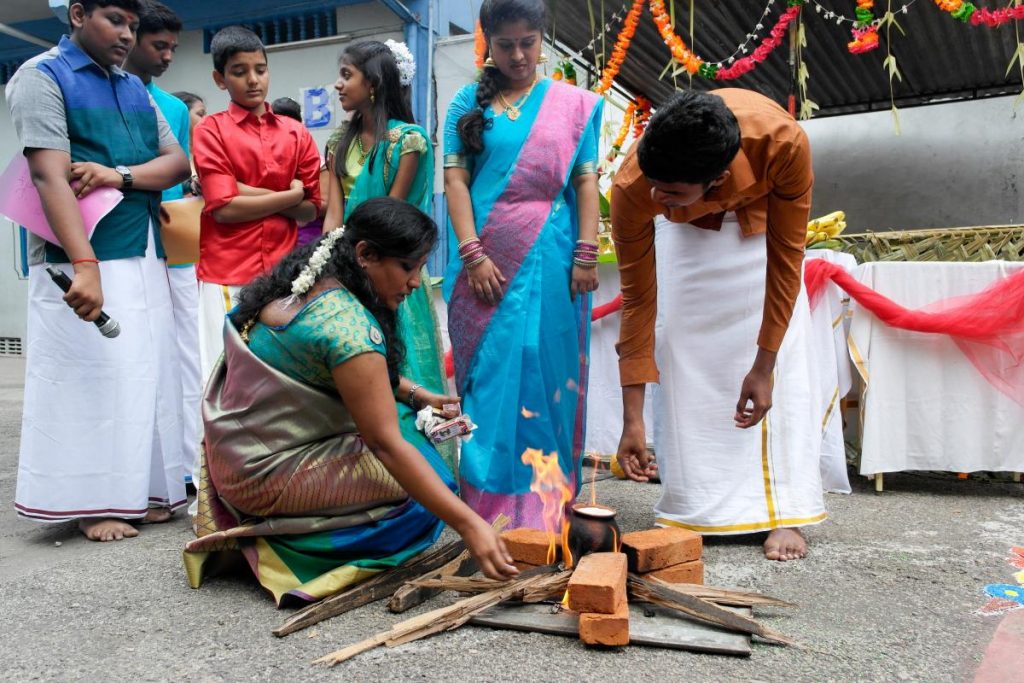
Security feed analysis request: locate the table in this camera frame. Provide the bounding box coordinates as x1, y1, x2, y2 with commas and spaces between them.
848, 261, 1024, 487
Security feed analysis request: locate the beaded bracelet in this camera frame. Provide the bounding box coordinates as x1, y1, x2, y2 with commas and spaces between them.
408, 383, 423, 409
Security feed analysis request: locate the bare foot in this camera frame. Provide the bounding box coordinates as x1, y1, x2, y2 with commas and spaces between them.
763, 527, 807, 561
141, 507, 172, 524
78, 518, 139, 542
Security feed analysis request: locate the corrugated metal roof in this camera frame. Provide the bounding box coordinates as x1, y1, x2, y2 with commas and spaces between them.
545, 0, 1024, 116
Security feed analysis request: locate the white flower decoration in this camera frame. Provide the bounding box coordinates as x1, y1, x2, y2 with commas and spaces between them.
385, 39, 416, 87
290, 226, 346, 298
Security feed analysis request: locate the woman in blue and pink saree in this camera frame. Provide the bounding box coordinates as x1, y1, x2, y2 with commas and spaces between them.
183, 199, 517, 606
442, 0, 603, 529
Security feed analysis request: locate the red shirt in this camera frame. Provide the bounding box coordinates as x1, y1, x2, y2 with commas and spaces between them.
193, 101, 322, 285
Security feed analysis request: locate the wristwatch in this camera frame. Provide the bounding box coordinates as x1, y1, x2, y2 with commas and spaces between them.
114, 165, 133, 189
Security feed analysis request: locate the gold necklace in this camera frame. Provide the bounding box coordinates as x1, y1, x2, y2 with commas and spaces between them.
355, 136, 370, 164
497, 76, 539, 121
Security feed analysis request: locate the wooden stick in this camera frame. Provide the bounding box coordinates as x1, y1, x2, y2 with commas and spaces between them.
406, 576, 505, 592
387, 514, 510, 613
406, 569, 567, 603
314, 567, 571, 665
648, 580, 798, 609
273, 539, 466, 637
629, 575, 799, 648
388, 550, 476, 612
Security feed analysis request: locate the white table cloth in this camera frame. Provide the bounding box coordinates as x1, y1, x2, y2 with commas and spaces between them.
848, 261, 1024, 475
805, 250, 858, 493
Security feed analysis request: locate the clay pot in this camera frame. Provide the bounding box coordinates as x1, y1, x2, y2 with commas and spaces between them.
566, 503, 620, 565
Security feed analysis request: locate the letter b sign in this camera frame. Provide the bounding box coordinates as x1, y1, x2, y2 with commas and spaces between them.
302, 87, 331, 129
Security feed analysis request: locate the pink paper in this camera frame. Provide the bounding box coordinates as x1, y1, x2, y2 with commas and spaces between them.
0, 154, 123, 244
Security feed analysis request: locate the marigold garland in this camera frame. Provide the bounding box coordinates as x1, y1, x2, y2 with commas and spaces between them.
649, 0, 804, 81
473, 21, 486, 70
595, 0, 646, 94
848, 0, 881, 53
607, 101, 637, 162
632, 96, 652, 138
604, 96, 652, 164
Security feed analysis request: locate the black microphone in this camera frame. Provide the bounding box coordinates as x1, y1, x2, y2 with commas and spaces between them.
45, 266, 121, 338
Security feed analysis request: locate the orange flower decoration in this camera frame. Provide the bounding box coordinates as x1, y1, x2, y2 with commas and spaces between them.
595, 0, 646, 94
632, 96, 652, 138
473, 20, 487, 70
649, 0, 704, 75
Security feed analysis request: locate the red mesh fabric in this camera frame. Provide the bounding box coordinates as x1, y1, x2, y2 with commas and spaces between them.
804, 258, 1024, 405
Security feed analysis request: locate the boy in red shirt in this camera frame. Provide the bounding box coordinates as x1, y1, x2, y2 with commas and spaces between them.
193, 25, 321, 383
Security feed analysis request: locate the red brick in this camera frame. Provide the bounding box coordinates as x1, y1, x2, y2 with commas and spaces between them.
500, 528, 560, 566
645, 559, 704, 585
567, 552, 627, 614
620, 527, 702, 572
511, 561, 538, 572
578, 593, 629, 647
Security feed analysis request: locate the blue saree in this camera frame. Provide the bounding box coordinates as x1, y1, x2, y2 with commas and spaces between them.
443, 78, 603, 529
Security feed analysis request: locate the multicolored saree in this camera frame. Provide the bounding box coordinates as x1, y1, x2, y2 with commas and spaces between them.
443, 79, 603, 529
183, 318, 453, 606
339, 120, 452, 465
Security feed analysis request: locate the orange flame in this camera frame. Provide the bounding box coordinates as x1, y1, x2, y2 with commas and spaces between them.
520, 448, 574, 566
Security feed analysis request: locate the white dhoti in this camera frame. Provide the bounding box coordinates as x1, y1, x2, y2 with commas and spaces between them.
198, 280, 241, 385
195, 279, 241, 511
166, 263, 200, 484
651, 214, 826, 534
16, 229, 186, 521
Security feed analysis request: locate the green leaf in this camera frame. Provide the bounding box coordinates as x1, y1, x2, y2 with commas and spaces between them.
879, 11, 906, 35
798, 22, 807, 48
798, 62, 810, 84
599, 192, 611, 219
890, 105, 902, 136
883, 55, 902, 82
1014, 88, 1024, 112
799, 99, 819, 120
659, 58, 674, 81
1005, 44, 1024, 79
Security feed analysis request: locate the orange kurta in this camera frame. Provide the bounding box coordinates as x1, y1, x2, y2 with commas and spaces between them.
611, 88, 813, 386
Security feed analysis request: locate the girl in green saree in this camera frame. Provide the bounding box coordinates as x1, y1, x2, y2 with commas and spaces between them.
185, 199, 517, 605
323, 40, 448, 456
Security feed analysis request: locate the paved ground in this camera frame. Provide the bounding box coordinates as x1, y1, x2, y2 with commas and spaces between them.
0, 356, 1021, 682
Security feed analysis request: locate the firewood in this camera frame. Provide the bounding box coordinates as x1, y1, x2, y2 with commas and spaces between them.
647, 579, 797, 608
406, 568, 567, 603
628, 575, 800, 648
273, 539, 466, 637
314, 567, 571, 665
387, 515, 510, 613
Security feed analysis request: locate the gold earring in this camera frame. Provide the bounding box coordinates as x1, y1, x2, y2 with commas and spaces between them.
370, 91, 376, 104
483, 57, 496, 68
538, 53, 549, 64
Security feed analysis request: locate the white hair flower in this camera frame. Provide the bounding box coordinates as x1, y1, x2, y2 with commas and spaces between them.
290, 226, 346, 299
385, 39, 416, 87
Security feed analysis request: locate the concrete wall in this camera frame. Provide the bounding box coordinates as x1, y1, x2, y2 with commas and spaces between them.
802, 96, 1024, 231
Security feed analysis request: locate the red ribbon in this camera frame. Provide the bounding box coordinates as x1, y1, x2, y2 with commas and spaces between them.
805, 258, 1024, 405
